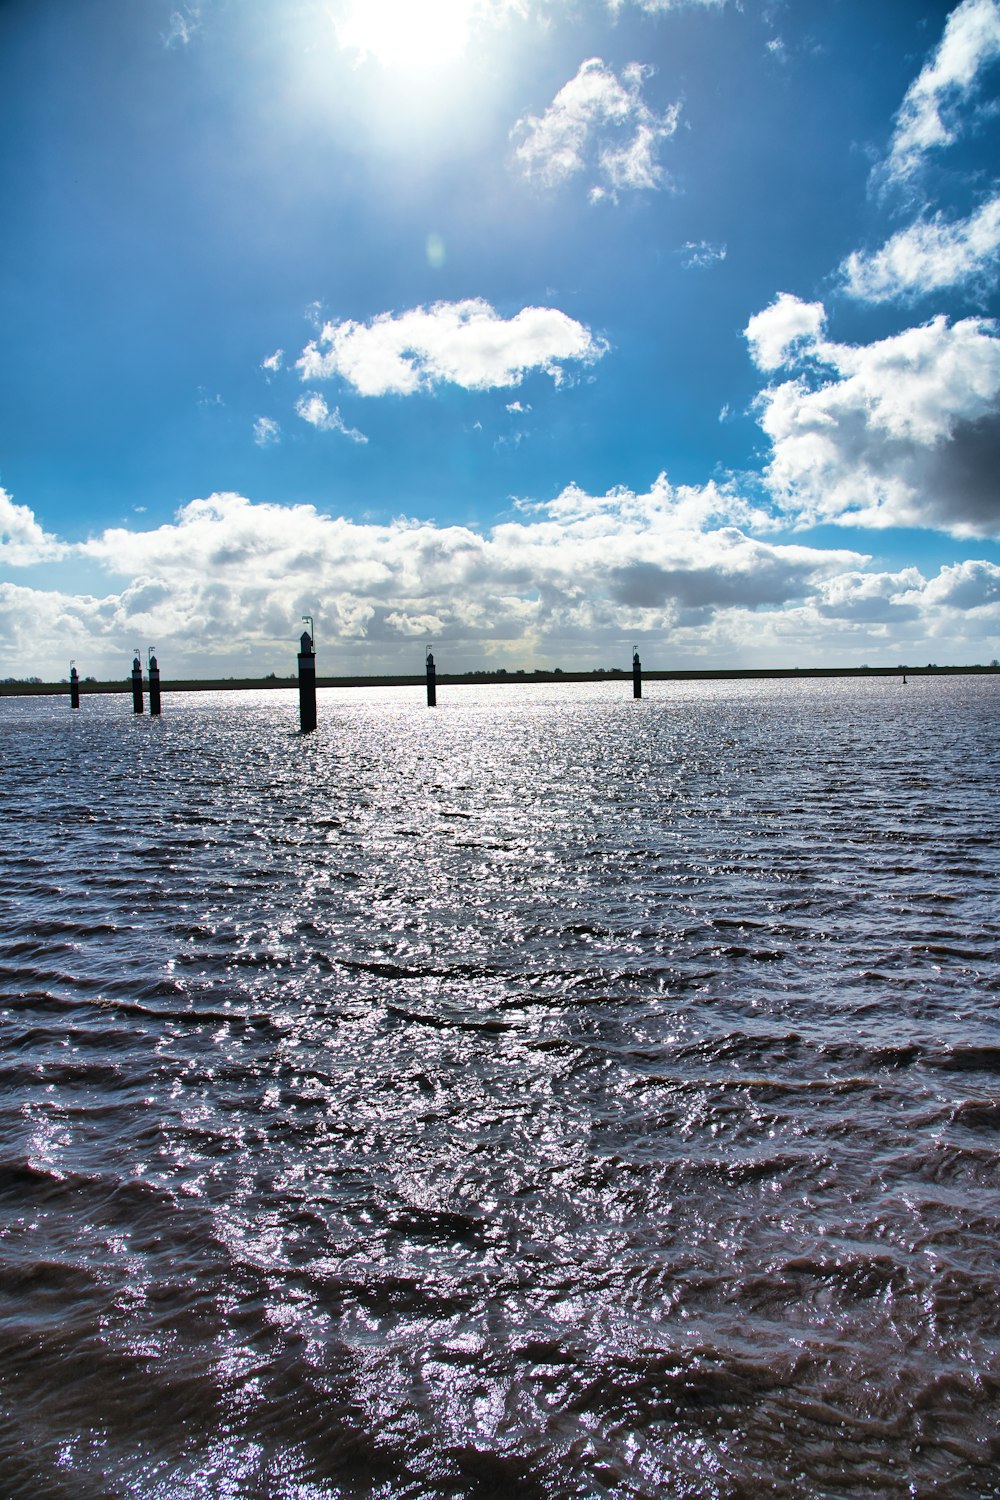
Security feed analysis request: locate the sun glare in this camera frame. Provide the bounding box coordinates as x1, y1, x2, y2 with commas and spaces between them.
336, 0, 479, 70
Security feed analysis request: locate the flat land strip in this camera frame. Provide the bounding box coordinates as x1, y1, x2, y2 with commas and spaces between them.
3, 665, 997, 696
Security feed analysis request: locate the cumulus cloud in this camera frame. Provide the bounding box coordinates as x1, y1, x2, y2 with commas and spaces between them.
296, 299, 607, 396
814, 568, 925, 624
75, 480, 854, 644
295, 393, 368, 443
253, 417, 281, 447
260, 349, 284, 375
921, 557, 1000, 609
747, 296, 1000, 536
745, 293, 826, 372
886, 0, 1000, 181
512, 58, 679, 201
842, 195, 1000, 302
4, 483, 998, 677
792, 561, 1000, 645
0, 582, 111, 677
0, 486, 66, 567
6, 484, 849, 672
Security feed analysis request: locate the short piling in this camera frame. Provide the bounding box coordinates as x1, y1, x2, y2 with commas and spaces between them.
426, 647, 437, 708
632, 648, 642, 700
70, 665, 80, 710
298, 628, 317, 732
131, 654, 144, 714
148, 653, 161, 717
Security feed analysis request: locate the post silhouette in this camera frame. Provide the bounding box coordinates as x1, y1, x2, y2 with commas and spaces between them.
70, 664, 80, 710
426, 646, 437, 708
131, 652, 144, 714
148, 652, 161, 717
632, 647, 642, 700
298, 622, 317, 732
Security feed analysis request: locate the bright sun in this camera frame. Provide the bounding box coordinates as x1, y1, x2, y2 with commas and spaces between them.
336, 0, 480, 70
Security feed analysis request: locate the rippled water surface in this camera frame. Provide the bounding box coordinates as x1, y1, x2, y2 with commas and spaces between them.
1, 678, 998, 1499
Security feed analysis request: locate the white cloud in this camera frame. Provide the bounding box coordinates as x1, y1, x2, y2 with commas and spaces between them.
296, 299, 607, 396
506, 400, 531, 413
3, 484, 854, 669
681, 240, 727, 270
594, 120, 671, 198
744, 293, 826, 372
886, 0, 1000, 180
253, 417, 281, 447
512, 58, 679, 201
814, 568, 927, 625
164, 6, 201, 48
260, 349, 284, 374
802, 560, 1000, 653
4, 483, 998, 678
0, 486, 65, 567
295, 393, 368, 443
842, 195, 1000, 302
747, 296, 1000, 536
921, 557, 1000, 609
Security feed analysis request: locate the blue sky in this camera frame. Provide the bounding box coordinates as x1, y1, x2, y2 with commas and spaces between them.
1, 0, 999, 677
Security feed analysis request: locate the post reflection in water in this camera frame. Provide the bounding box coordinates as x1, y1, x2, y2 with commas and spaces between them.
0, 677, 997, 1499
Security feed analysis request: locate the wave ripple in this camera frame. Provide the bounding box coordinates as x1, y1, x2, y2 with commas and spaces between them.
1, 678, 998, 1498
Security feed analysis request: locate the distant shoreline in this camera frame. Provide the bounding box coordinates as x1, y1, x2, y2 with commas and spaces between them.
2, 664, 997, 696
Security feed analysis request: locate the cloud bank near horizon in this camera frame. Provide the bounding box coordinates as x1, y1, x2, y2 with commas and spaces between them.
2, 481, 997, 680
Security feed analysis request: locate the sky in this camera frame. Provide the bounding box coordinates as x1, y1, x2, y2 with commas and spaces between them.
1, 0, 999, 679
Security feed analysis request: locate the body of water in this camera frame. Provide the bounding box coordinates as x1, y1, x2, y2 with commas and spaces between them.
1, 677, 997, 1498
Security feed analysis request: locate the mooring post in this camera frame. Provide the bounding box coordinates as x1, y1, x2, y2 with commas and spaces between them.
131, 651, 144, 714
148, 650, 161, 717
632, 646, 642, 700
298, 619, 317, 733
426, 645, 437, 708
70, 663, 80, 710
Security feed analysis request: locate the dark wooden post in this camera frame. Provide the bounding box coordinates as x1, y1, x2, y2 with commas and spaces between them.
632, 648, 642, 700
426, 646, 437, 708
131, 653, 144, 714
298, 626, 317, 732
148, 653, 161, 717
70, 664, 80, 710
